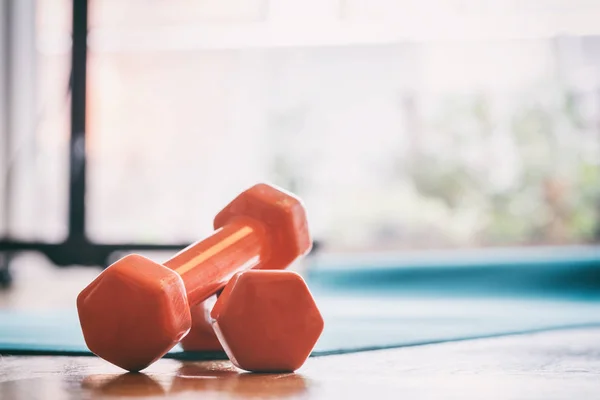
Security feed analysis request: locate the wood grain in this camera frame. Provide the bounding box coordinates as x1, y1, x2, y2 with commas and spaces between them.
1, 327, 599, 399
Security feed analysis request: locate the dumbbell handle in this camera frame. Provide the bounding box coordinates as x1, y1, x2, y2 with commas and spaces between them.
163, 217, 269, 305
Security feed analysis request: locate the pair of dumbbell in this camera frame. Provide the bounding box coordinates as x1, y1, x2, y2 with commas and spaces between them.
77, 184, 324, 373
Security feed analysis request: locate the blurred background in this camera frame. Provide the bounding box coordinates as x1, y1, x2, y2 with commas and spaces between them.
0, 0, 599, 292
0, 3, 599, 378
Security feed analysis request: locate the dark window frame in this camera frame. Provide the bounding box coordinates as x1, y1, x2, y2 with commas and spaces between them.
0, 0, 187, 277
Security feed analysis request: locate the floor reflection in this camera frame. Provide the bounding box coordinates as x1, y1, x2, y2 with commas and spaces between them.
171, 363, 309, 398
81, 373, 166, 397
80, 362, 309, 398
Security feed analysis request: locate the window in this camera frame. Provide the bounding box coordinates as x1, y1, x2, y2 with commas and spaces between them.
5, 0, 600, 253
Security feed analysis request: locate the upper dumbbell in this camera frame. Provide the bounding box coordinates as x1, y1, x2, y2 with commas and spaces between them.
77, 183, 312, 372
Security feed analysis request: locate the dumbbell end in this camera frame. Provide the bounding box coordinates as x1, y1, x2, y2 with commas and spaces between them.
214, 183, 312, 271
77, 254, 192, 371
211, 270, 324, 373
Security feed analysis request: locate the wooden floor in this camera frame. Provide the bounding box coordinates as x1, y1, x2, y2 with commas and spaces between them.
1, 256, 599, 399
1, 328, 599, 399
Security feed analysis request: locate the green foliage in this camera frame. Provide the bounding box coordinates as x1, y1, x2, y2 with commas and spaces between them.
408, 87, 600, 246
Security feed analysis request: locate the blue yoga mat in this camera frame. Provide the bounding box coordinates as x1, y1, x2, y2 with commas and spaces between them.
2, 295, 600, 359
2, 246, 599, 359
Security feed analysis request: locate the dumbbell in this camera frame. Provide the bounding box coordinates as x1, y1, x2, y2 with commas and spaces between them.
77, 183, 321, 372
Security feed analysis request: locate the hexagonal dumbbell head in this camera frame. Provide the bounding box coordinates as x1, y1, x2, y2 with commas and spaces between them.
76, 254, 192, 372
211, 270, 324, 372
214, 183, 312, 270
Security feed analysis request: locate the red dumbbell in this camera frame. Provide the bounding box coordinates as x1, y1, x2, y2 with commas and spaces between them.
77, 183, 321, 372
